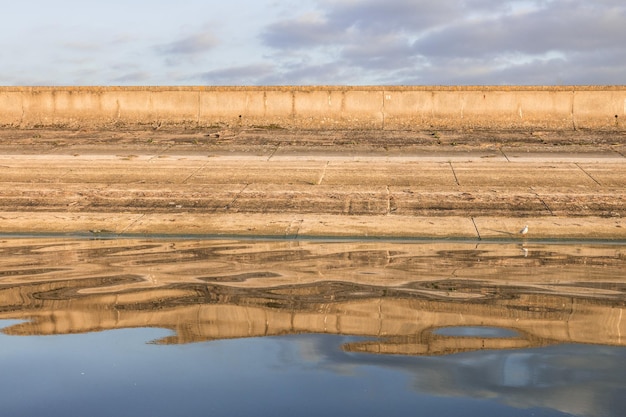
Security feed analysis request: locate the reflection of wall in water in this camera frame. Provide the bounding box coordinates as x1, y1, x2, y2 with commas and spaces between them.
1, 282, 624, 354
0, 239, 624, 354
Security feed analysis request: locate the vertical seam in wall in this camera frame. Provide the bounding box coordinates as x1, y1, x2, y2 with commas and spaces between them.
51, 90, 57, 125
196, 90, 201, 126
381, 89, 386, 130
431, 90, 435, 122
151, 91, 157, 125
571, 89, 577, 131
341, 91, 346, 123
460, 94, 465, 120
20, 94, 25, 126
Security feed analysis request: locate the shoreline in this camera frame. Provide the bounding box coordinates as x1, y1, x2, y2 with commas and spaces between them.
0, 212, 624, 241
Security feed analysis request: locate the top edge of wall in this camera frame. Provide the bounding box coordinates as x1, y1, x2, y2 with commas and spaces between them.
1, 85, 626, 92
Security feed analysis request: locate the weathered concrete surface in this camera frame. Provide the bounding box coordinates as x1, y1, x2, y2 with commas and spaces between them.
1, 86, 626, 130
0, 127, 624, 239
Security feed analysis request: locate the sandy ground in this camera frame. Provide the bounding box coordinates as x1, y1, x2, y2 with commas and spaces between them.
0, 127, 625, 239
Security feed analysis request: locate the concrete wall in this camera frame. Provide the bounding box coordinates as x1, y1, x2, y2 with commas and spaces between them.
1, 86, 625, 130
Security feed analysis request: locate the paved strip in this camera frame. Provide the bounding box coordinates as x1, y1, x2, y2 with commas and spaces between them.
0, 212, 623, 240
1, 131, 625, 239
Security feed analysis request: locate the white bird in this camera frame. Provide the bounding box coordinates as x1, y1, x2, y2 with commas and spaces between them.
519, 225, 529, 235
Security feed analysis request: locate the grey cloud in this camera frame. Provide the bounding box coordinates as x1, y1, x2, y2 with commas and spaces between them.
553, 50, 626, 85
259, 0, 626, 85
340, 35, 418, 70
262, 16, 342, 49
413, 57, 570, 85
112, 71, 153, 84
262, 1, 463, 51
318, 0, 523, 34
395, 48, 626, 86
271, 62, 358, 85
158, 32, 218, 56
200, 64, 276, 85
322, 0, 459, 34
413, 3, 626, 58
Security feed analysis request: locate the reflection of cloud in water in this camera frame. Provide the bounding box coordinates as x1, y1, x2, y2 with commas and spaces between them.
303, 336, 626, 417
422, 346, 626, 417
287, 334, 362, 376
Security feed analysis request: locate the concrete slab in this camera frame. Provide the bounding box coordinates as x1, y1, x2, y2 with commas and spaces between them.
0, 182, 246, 213
321, 161, 457, 187
2, 211, 622, 240
532, 188, 626, 217
124, 213, 295, 236
576, 163, 626, 187
297, 215, 479, 239
271, 146, 509, 162
0, 155, 209, 184
0, 212, 144, 234
451, 162, 600, 188
388, 187, 551, 217
226, 183, 390, 215
61, 164, 207, 184
502, 148, 625, 163
0, 165, 71, 183
474, 217, 626, 240
123, 213, 480, 239
186, 160, 327, 185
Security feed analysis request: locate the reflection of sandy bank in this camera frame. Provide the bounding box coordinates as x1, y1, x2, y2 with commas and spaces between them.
0, 238, 625, 354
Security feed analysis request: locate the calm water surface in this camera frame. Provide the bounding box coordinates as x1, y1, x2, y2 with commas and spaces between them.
0, 238, 625, 416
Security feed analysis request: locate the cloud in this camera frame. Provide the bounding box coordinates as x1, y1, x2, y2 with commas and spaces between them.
259, 0, 626, 85
413, 2, 626, 58
340, 34, 418, 70
318, 0, 465, 34
262, 13, 343, 49
5, 0, 626, 85
261, 1, 460, 51
112, 71, 153, 84
157, 32, 218, 56
272, 61, 359, 85
199, 64, 276, 85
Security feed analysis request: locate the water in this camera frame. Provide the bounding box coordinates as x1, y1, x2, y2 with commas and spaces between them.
0, 238, 625, 416
433, 326, 519, 337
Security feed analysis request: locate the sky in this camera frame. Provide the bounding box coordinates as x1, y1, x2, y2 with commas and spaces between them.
2, 0, 625, 86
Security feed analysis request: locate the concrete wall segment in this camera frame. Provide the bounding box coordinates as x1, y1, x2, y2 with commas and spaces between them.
1, 85, 625, 130
343, 90, 384, 128
0, 90, 24, 126
573, 90, 625, 129
292, 90, 344, 127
